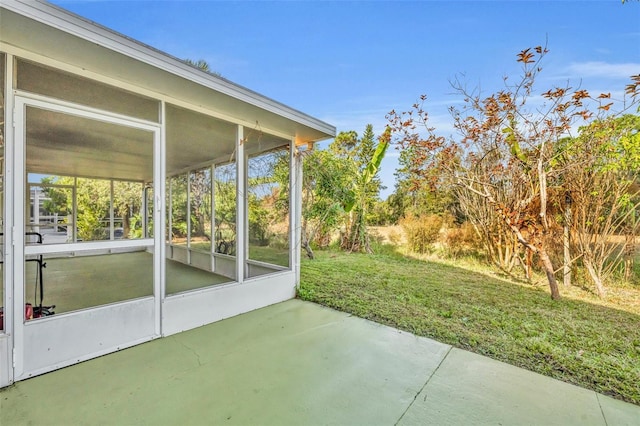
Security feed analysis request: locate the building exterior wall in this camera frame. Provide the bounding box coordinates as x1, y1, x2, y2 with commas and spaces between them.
0, 1, 333, 387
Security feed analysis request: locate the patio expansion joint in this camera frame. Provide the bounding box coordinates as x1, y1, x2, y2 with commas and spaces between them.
595, 392, 609, 426
394, 345, 453, 426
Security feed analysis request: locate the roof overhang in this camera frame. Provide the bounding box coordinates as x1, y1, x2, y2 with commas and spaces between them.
0, 0, 335, 145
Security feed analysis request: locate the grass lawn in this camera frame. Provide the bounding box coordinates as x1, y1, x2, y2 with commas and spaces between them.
249, 245, 289, 267
299, 248, 640, 405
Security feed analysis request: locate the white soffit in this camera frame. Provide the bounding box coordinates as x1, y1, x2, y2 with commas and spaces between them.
0, 0, 336, 144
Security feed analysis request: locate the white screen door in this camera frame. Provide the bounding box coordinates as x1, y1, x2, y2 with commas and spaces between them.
12, 95, 162, 379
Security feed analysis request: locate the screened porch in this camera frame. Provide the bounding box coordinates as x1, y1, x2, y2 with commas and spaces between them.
9, 58, 295, 318
1, 0, 334, 386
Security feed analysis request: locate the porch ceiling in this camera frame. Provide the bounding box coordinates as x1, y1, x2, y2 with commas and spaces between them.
166, 104, 291, 176
25, 103, 291, 182
26, 107, 154, 182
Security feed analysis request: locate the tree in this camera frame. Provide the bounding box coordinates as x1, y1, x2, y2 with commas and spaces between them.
169, 174, 188, 240
329, 125, 390, 253
189, 168, 212, 243
42, 176, 144, 241
389, 46, 640, 299
562, 114, 640, 295
281, 126, 390, 258
213, 164, 237, 254
294, 149, 354, 259
391, 141, 458, 221
113, 180, 144, 239
247, 150, 288, 248
184, 58, 222, 78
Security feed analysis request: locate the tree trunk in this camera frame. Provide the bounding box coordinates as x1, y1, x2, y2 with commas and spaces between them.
301, 234, 314, 259
623, 235, 635, 281
584, 258, 606, 298
123, 206, 130, 238
563, 204, 571, 287
300, 217, 315, 260
522, 248, 533, 282
458, 182, 561, 299
342, 207, 371, 253
539, 249, 561, 300
624, 257, 633, 282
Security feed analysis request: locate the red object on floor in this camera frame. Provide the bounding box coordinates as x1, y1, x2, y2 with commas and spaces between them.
0, 304, 37, 329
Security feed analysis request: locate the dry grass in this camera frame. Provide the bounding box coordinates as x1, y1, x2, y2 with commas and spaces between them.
369, 225, 406, 245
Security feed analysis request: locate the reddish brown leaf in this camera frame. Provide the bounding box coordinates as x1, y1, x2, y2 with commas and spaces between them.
572, 90, 589, 100
517, 48, 534, 64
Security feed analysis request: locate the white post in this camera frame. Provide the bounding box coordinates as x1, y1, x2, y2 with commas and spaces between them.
12, 96, 26, 379
235, 125, 245, 283
66, 213, 72, 242
2, 53, 16, 386
141, 184, 148, 238
155, 100, 166, 336
109, 180, 114, 240
72, 179, 78, 243
292, 142, 303, 290
168, 179, 173, 245
186, 170, 191, 265
33, 187, 40, 235
210, 164, 216, 272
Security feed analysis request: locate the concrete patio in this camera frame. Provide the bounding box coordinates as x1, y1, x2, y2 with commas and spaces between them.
1, 299, 638, 425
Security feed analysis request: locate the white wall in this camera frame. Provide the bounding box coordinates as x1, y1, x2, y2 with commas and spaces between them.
162, 271, 296, 336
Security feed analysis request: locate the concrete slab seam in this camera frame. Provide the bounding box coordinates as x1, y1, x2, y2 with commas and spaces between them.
595, 392, 609, 426
394, 345, 453, 426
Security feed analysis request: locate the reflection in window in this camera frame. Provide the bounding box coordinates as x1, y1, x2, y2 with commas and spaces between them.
247, 148, 290, 275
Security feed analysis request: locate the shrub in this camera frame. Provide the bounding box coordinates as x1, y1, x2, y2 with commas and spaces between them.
400, 214, 443, 254
443, 221, 482, 258
314, 231, 333, 248
387, 229, 402, 246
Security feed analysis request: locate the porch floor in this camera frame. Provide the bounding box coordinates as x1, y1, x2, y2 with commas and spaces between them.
1, 299, 638, 425
22, 251, 232, 315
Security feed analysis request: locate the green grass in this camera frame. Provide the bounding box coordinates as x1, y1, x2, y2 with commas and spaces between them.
175, 241, 290, 267
299, 248, 640, 405
249, 245, 289, 267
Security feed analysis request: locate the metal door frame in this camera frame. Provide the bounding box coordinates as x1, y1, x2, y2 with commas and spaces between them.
12, 94, 163, 380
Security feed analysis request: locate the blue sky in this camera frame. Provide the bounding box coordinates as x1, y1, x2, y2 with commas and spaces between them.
52, 0, 640, 198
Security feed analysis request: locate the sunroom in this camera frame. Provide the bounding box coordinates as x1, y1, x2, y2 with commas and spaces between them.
0, 0, 334, 387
